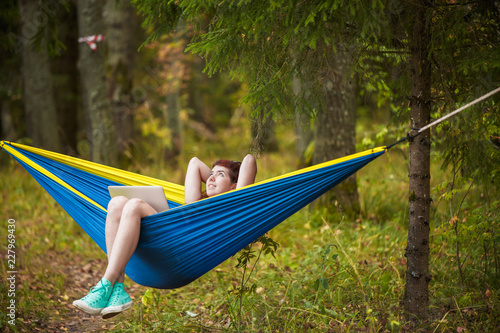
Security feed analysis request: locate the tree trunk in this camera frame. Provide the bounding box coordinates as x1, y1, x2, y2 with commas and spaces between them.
77, 0, 117, 165
313, 46, 359, 217
52, 1, 79, 155
185, 16, 214, 133
191, 57, 204, 122
0, 1, 21, 145
104, 0, 135, 166
1, 100, 16, 141
165, 86, 182, 167
163, 26, 185, 167
404, 0, 432, 320
18, 0, 61, 152
293, 76, 314, 168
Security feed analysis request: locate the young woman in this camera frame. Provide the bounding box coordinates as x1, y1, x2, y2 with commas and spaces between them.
73, 155, 257, 319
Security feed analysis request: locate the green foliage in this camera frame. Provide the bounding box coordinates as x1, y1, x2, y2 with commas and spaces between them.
436, 102, 500, 190
232, 235, 279, 331
0, 0, 19, 53
432, 170, 500, 291
132, 0, 183, 48
421, 1, 500, 197
133, 0, 390, 117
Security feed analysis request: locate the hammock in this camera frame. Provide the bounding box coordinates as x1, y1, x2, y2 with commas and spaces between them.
1, 141, 386, 289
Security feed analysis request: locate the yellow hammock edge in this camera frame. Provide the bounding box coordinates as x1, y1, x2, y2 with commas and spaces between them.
1, 141, 185, 204
254, 146, 386, 185
1, 141, 386, 204
1, 141, 107, 211
194, 146, 387, 201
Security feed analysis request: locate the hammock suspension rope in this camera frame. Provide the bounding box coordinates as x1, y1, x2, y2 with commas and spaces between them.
385, 86, 500, 150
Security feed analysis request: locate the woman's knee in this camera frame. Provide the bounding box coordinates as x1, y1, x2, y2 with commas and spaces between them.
122, 198, 156, 218
123, 198, 144, 211
107, 196, 129, 214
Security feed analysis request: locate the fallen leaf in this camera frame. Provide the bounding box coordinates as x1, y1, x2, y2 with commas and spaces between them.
186, 310, 197, 317
485, 289, 492, 298
457, 326, 466, 332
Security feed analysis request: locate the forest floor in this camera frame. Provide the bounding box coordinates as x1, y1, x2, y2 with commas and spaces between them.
2, 243, 126, 332
0, 165, 130, 332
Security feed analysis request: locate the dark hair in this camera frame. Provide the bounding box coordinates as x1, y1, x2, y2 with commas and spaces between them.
212, 159, 241, 183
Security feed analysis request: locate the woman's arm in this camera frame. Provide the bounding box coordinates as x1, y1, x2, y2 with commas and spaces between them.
184, 157, 211, 204
237, 154, 257, 188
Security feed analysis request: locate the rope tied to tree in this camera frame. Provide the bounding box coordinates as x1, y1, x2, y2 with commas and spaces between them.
386, 86, 500, 150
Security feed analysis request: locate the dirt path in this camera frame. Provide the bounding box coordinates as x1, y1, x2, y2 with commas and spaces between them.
5, 252, 143, 332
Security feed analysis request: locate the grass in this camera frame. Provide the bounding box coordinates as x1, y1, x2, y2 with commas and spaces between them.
1, 122, 498, 332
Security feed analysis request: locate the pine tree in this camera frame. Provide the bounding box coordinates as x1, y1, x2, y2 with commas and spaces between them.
77, 0, 117, 165
132, 0, 500, 320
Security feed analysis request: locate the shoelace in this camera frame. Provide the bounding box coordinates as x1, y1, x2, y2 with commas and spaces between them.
84, 285, 109, 304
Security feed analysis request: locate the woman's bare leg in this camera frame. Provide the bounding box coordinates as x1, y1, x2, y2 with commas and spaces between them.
103, 198, 157, 284
104, 196, 129, 283
72, 197, 155, 316
105, 197, 128, 256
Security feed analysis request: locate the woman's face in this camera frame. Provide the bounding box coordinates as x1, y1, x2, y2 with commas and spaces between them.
206, 165, 237, 197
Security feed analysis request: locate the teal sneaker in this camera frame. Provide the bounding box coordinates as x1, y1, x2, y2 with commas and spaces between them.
101, 282, 133, 319
73, 278, 113, 315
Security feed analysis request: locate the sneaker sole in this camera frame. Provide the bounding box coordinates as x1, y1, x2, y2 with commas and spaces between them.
101, 300, 133, 319
72, 300, 104, 315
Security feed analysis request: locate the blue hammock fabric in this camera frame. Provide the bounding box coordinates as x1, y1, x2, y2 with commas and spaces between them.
1, 141, 385, 289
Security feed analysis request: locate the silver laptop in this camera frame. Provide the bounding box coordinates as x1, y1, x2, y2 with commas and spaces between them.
108, 186, 170, 212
